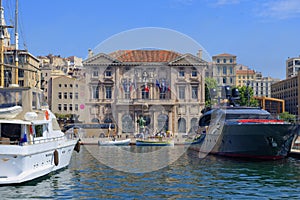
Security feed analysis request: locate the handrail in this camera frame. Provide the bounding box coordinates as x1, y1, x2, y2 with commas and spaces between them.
0, 133, 77, 146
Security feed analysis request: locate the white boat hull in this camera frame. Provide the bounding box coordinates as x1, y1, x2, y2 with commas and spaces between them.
0, 138, 78, 185
98, 139, 131, 146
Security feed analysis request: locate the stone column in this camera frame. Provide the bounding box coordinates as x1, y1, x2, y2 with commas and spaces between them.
117, 110, 122, 136
168, 111, 172, 134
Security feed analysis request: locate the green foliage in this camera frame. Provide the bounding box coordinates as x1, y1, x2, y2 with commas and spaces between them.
235, 86, 258, 107
205, 77, 218, 90
205, 78, 218, 106
55, 113, 72, 120
279, 112, 296, 122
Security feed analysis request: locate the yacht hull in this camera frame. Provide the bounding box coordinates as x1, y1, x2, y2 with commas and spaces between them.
0, 138, 78, 185
192, 123, 297, 160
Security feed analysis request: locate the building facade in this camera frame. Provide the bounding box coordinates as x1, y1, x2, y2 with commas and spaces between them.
252, 73, 280, 97
271, 75, 299, 116
235, 65, 280, 98
2, 50, 40, 89
286, 56, 300, 78
83, 50, 207, 136
211, 53, 237, 87
236, 65, 255, 87
39, 55, 84, 106
48, 75, 88, 122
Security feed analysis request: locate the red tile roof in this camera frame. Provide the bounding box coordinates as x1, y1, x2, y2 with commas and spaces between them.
109, 50, 181, 62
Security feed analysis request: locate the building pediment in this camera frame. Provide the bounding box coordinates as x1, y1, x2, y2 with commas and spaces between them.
83, 53, 121, 65
168, 53, 207, 66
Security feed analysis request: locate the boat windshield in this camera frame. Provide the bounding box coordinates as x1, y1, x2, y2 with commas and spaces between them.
0, 88, 45, 110
0, 90, 22, 108
225, 114, 271, 120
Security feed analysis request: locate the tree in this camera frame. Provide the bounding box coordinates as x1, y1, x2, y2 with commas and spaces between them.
205, 78, 218, 106
235, 86, 258, 107
279, 112, 296, 123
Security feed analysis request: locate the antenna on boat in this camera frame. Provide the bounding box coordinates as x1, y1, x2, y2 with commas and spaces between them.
0, 0, 13, 87
14, 0, 19, 85
223, 85, 240, 107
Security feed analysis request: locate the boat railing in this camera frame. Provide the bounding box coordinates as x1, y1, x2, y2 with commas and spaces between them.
0, 137, 19, 145
0, 134, 77, 146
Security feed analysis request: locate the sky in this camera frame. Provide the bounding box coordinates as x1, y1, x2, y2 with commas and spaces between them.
2, 0, 300, 79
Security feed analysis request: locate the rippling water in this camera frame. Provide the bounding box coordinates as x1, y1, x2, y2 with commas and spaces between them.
1, 146, 300, 199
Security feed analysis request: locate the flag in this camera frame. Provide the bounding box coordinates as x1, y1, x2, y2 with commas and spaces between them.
130, 82, 133, 91
126, 82, 130, 92
134, 78, 137, 90
122, 81, 126, 92
161, 79, 166, 93
167, 81, 170, 91
21, 127, 28, 143
156, 79, 160, 88
145, 83, 149, 92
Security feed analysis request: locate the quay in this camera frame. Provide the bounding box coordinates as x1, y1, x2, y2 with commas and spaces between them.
79, 135, 188, 146
289, 136, 300, 157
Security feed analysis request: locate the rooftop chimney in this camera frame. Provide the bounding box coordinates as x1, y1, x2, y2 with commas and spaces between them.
197, 49, 202, 59
88, 49, 93, 58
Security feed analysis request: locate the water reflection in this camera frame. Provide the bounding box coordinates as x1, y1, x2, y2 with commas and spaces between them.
1, 146, 300, 199
84, 145, 188, 173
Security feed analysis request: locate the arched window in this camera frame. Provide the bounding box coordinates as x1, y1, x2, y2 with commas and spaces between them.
189, 118, 198, 134
178, 118, 186, 133
157, 114, 168, 132
104, 118, 113, 123
91, 118, 99, 123
122, 114, 134, 133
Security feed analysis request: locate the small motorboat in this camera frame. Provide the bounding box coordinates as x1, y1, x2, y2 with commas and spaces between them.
136, 138, 174, 146
183, 134, 206, 145
98, 138, 131, 146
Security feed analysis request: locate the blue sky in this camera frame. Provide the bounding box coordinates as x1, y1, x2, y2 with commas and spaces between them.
3, 0, 300, 79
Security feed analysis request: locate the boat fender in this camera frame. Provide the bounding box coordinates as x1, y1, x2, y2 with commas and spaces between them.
45, 110, 49, 120
74, 141, 81, 153
54, 150, 59, 166
29, 125, 34, 135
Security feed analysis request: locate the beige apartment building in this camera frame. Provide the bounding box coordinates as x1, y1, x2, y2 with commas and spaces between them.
1, 50, 40, 89
48, 75, 88, 122
271, 75, 299, 116
211, 53, 237, 87
39, 55, 84, 106
235, 65, 279, 97
236, 65, 255, 87
83, 49, 207, 136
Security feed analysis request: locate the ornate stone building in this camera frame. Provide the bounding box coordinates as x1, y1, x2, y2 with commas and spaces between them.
83, 50, 207, 136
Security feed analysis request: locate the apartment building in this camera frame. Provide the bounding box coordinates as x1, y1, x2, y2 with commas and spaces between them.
252, 73, 280, 97
271, 75, 299, 116
39, 55, 84, 105
48, 75, 88, 122
2, 50, 40, 89
235, 65, 280, 97
83, 49, 207, 136
286, 56, 300, 78
211, 53, 237, 87
236, 65, 255, 87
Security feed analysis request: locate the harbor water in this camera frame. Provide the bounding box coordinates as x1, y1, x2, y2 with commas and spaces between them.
1, 145, 300, 199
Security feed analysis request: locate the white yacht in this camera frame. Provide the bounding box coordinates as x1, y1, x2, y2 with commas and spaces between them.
0, 87, 80, 184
